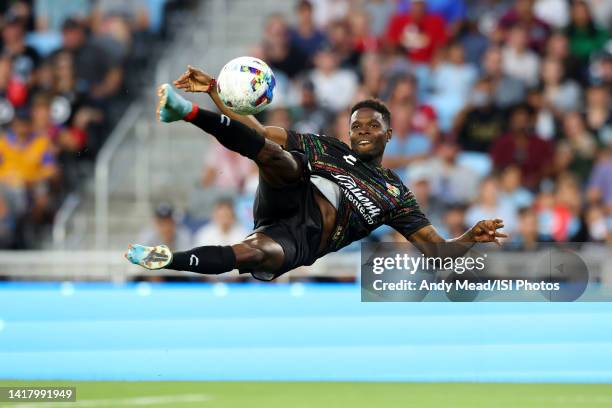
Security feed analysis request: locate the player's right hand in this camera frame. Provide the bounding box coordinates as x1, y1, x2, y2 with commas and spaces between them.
173, 65, 215, 93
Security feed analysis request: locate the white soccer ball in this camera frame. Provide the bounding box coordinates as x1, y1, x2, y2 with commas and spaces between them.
216, 56, 276, 115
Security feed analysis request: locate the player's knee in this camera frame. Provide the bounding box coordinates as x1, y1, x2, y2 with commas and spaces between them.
234, 241, 267, 268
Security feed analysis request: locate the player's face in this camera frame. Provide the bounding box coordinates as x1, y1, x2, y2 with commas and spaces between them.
349, 108, 391, 163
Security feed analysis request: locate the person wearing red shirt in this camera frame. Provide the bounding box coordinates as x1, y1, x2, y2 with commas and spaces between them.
385, 0, 447, 64
490, 105, 554, 190
497, 0, 551, 52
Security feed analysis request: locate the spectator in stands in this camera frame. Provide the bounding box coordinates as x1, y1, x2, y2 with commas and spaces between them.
566, 0, 610, 63
428, 41, 478, 131
454, 77, 505, 153
309, 0, 350, 29
466, 176, 518, 235
501, 25, 540, 87
408, 174, 445, 229
558, 111, 597, 182
506, 207, 541, 250
309, 44, 358, 112
440, 203, 468, 240
544, 31, 582, 84
382, 102, 431, 175
193, 199, 248, 247
481, 46, 526, 108
291, 79, 331, 134
397, 0, 467, 36
534, 0, 570, 29
201, 143, 253, 196
260, 14, 308, 79
1, 13, 40, 82
490, 104, 554, 190
590, 51, 612, 88
58, 18, 123, 102
536, 174, 582, 241
0, 109, 57, 200
0, 189, 15, 248
289, 0, 327, 60
587, 148, 612, 211
327, 19, 361, 68
0, 55, 28, 111
386, 74, 438, 137
584, 85, 612, 146
407, 140, 480, 205
266, 107, 293, 129
497, 0, 550, 51
363, 0, 395, 38
525, 87, 556, 140
349, 10, 378, 54
534, 177, 579, 242
0, 108, 57, 244
541, 57, 583, 114
386, 0, 447, 64
35, 0, 92, 32
359, 52, 385, 98
499, 165, 534, 209
138, 202, 191, 251
92, 0, 151, 35
585, 0, 612, 31
456, 19, 489, 67
585, 204, 609, 242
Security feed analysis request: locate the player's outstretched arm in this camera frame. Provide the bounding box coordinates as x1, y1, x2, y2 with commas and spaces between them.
408, 219, 507, 258
173, 65, 288, 147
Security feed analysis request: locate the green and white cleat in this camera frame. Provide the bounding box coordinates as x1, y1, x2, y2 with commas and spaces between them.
125, 244, 173, 270
156, 83, 193, 123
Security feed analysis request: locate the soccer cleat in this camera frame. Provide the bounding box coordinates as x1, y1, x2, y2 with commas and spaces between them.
125, 244, 173, 270
156, 83, 193, 122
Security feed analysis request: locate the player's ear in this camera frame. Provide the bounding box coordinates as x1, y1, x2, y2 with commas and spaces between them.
386, 128, 392, 143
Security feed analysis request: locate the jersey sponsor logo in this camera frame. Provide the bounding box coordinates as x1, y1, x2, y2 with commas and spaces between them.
220, 114, 231, 126
386, 182, 400, 197
343, 154, 357, 166
190, 254, 199, 266
332, 174, 381, 225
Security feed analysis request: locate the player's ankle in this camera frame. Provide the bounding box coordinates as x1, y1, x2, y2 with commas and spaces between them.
183, 103, 199, 121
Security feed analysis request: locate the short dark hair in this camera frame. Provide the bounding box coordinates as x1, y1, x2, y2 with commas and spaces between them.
350, 99, 391, 128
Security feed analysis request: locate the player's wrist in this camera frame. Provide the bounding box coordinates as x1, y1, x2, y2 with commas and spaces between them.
206, 78, 217, 94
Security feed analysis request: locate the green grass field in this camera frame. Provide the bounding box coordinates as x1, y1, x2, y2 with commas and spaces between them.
1, 381, 612, 407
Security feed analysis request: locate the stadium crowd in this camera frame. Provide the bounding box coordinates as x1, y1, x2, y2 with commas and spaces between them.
179, 0, 611, 257
0, 0, 186, 249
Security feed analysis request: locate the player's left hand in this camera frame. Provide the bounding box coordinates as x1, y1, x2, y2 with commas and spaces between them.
468, 219, 507, 246
173, 65, 215, 93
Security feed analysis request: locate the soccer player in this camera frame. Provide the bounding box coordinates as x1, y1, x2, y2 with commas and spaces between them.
125, 66, 506, 281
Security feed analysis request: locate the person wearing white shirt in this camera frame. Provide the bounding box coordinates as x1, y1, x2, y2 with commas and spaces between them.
193, 199, 248, 247
309, 46, 358, 112
502, 26, 541, 87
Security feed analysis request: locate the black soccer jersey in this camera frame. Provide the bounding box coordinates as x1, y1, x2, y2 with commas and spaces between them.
286, 131, 431, 255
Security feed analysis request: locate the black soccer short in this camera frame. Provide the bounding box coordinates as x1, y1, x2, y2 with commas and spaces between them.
239, 151, 323, 281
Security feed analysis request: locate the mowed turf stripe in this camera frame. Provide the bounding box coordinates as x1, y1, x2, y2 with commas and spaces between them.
1, 382, 612, 408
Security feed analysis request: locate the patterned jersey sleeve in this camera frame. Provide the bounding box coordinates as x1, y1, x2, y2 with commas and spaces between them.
386, 185, 431, 238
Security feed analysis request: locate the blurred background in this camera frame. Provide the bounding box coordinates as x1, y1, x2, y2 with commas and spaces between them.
0, 0, 611, 387
0, 0, 610, 282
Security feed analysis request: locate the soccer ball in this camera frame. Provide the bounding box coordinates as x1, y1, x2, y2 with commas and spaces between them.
216, 56, 276, 115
